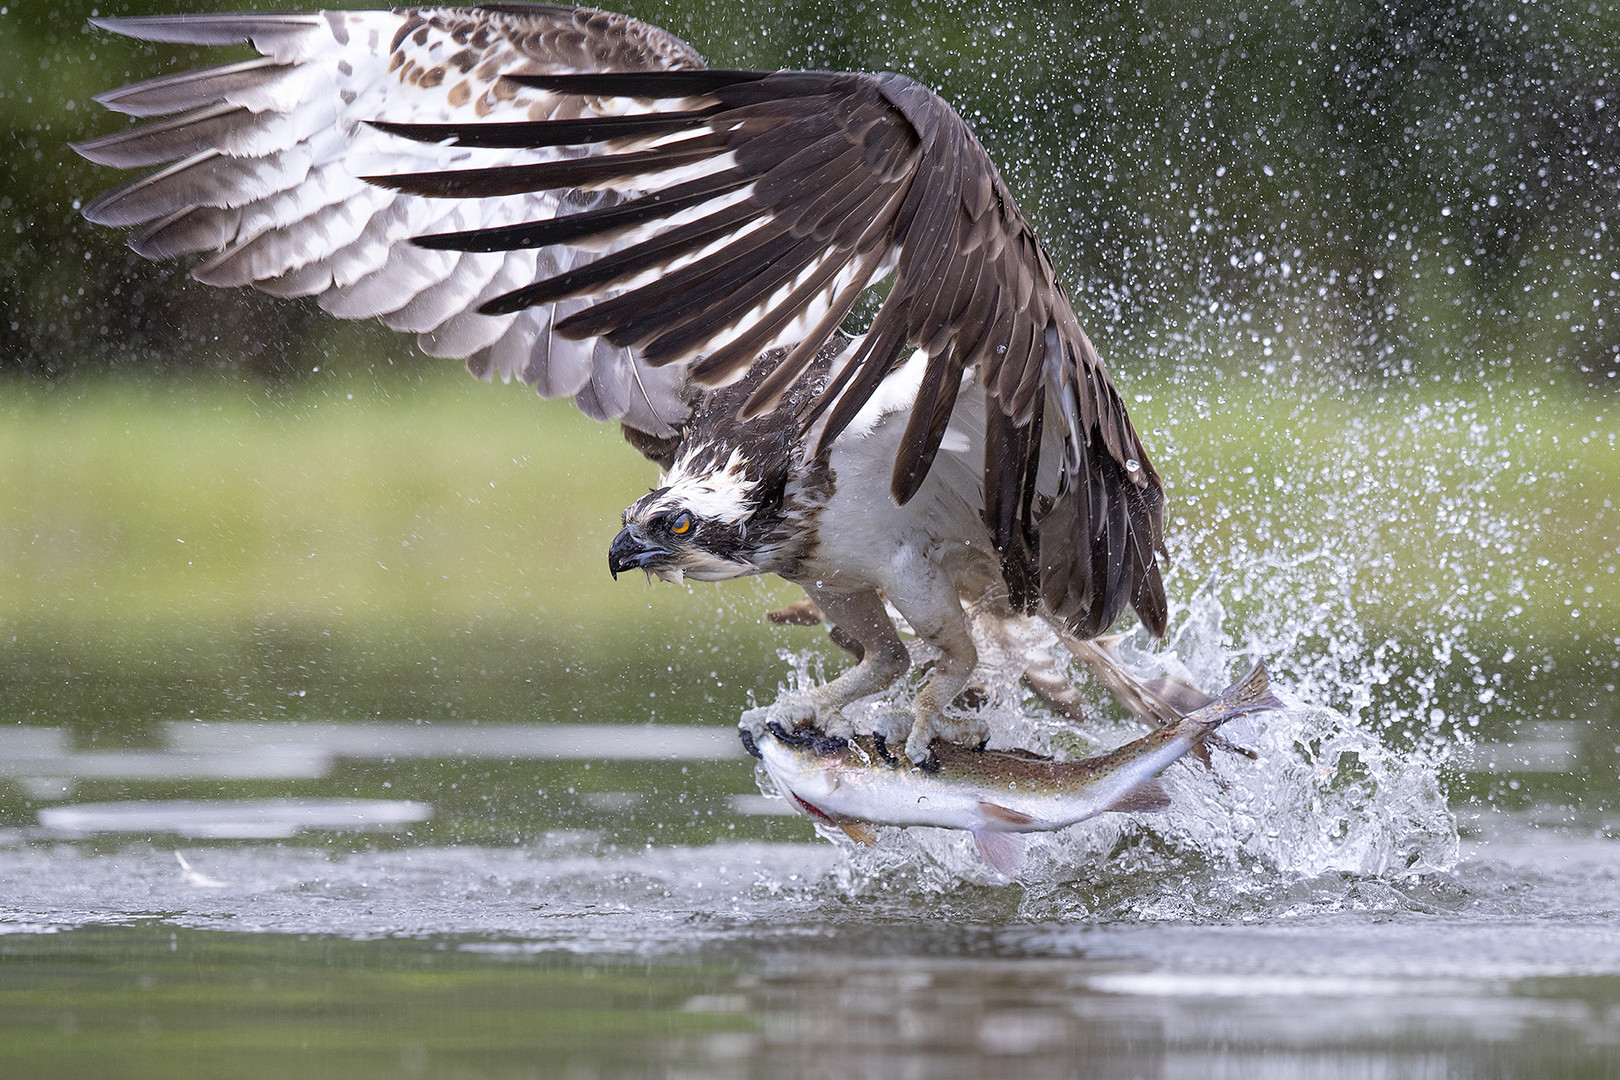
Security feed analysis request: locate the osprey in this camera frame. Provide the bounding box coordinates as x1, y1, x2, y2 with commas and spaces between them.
77, 4, 1177, 763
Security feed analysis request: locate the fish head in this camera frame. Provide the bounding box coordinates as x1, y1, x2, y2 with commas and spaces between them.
756, 723, 858, 824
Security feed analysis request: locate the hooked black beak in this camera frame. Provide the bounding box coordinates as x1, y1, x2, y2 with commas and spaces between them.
608, 527, 671, 579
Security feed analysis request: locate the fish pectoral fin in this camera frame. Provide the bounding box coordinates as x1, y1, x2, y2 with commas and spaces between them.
975, 800, 1037, 826
970, 829, 1026, 877
1104, 778, 1172, 814
838, 821, 878, 846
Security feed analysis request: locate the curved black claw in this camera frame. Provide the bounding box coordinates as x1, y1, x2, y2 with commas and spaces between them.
914, 748, 941, 773
871, 733, 899, 767
738, 727, 763, 760
765, 721, 849, 756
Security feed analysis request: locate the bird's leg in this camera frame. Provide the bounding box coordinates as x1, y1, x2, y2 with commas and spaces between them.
770, 586, 910, 737
765, 594, 864, 658
765, 596, 825, 626
969, 609, 1090, 721
888, 550, 986, 764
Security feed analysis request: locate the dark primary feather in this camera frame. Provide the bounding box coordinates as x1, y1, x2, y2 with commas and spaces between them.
76, 4, 1169, 638
385, 56, 1168, 637
412, 173, 753, 253
367, 107, 724, 150
365, 132, 732, 199
504, 67, 769, 96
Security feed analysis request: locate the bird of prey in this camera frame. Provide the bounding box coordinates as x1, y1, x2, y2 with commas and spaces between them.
76, 4, 1177, 764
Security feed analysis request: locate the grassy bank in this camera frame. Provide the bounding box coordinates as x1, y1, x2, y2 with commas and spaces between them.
0, 367, 1612, 734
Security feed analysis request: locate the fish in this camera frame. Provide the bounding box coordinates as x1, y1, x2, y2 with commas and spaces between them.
747, 660, 1281, 875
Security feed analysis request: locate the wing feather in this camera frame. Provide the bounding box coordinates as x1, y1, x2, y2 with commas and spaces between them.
86, 13, 327, 50
78, 5, 1167, 633
79, 5, 709, 443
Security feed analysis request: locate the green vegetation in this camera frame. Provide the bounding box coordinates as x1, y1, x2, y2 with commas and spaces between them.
2, 0, 1617, 381
3, 370, 689, 626
0, 369, 817, 731
0, 366, 1610, 740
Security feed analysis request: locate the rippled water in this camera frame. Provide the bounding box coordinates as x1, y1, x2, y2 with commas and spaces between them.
3, 626, 1618, 1077
3, 813, 1620, 1077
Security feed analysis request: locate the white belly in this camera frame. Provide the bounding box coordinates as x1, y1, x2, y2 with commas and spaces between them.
796, 358, 1000, 598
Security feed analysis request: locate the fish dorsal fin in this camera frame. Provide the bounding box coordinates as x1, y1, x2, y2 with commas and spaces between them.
971, 829, 1026, 877
1105, 778, 1171, 814
838, 821, 878, 846
976, 799, 1037, 826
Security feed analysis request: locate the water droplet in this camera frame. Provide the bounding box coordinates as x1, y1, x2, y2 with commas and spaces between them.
1125, 459, 1141, 473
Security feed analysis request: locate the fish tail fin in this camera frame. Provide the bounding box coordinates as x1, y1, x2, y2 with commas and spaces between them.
1187, 659, 1284, 735
971, 829, 1026, 878
1103, 777, 1171, 814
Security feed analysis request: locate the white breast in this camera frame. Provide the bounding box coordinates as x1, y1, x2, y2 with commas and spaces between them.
799, 358, 997, 596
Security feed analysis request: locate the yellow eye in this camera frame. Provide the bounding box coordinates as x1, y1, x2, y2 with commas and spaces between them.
671, 514, 692, 535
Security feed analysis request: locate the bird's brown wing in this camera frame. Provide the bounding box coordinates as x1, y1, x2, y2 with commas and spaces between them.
380, 61, 1167, 636
78, 5, 1165, 636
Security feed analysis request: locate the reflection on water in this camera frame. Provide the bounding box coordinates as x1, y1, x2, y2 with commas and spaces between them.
0, 709, 1616, 1076
37, 798, 433, 840
0, 721, 741, 786
0, 834, 1618, 1079
1, 634, 1616, 1076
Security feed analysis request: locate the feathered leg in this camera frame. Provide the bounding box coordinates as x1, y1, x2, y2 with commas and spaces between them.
886, 547, 988, 763
766, 595, 865, 657
769, 586, 910, 736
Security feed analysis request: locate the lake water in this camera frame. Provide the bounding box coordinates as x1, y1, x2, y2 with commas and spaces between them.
3, 667, 1618, 1079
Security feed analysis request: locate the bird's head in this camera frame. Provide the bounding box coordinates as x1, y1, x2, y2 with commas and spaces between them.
608, 448, 779, 584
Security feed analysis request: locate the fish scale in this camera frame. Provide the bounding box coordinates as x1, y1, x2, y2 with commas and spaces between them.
756, 660, 1281, 876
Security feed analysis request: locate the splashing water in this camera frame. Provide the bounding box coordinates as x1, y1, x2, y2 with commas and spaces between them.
1138, 370, 1609, 752
729, 356, 1603, 910
750, 591, 1459, 907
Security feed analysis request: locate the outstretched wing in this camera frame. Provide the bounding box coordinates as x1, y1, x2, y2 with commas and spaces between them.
76, 5, 703, 438
77, 4, 1166, 639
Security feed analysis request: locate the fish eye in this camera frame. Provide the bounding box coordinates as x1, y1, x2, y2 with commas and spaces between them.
670, 512, 693, 535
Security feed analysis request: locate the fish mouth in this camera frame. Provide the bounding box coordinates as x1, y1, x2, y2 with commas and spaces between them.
787, 792, 838, 824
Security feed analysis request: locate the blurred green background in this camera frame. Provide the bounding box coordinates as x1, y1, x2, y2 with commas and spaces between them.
0, 0, 1614, 766
4, 0, 1618, 381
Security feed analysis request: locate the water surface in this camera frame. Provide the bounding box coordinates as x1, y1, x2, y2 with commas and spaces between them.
3, 694, 1618, 1078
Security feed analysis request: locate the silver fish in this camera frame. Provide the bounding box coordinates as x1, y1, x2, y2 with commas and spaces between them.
753, 660, 1281, 875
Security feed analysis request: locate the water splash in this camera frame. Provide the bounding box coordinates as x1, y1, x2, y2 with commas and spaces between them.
1138, 371, 1609, 752
750, 592, 1459, 908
